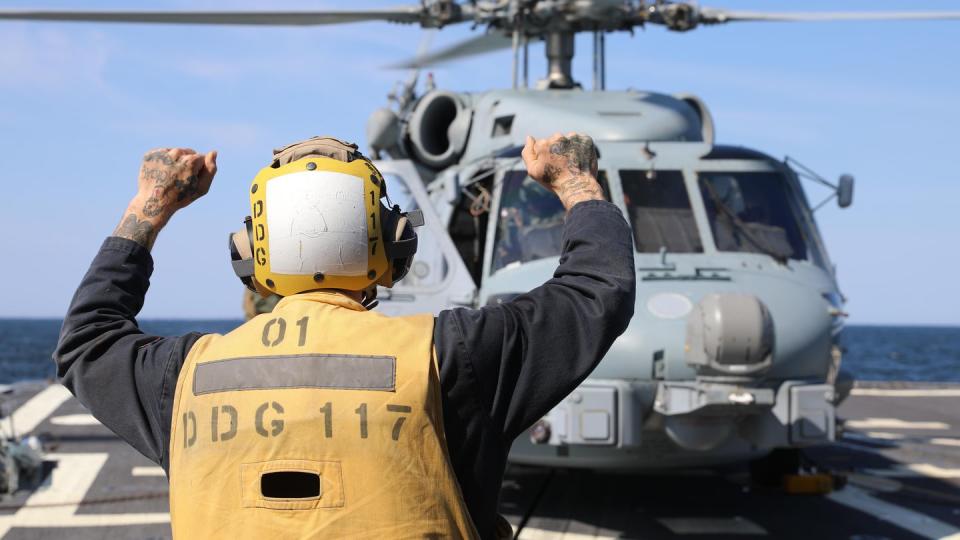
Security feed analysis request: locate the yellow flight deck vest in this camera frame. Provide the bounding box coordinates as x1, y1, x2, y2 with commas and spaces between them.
168, 291, 479, 539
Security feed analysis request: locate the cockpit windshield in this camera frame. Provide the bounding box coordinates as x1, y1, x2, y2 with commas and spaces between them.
698, 171, 812, 262
620, 170, 703, 253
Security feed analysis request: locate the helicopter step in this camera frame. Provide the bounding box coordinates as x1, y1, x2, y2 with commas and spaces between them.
1, 380, 959, 539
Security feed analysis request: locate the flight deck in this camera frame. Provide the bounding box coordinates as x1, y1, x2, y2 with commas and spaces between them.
1, 381, 958, 539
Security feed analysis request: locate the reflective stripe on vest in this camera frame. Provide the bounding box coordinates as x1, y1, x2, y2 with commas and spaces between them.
168, 291, 479, 539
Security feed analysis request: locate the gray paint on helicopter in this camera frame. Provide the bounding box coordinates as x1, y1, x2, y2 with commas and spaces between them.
4, 0, 955, 471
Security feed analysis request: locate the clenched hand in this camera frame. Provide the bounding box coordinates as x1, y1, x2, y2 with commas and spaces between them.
113, 148, 218, 249
521, 132, 604, 211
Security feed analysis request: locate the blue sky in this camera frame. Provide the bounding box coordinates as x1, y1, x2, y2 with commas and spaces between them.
0, 0, 958, 324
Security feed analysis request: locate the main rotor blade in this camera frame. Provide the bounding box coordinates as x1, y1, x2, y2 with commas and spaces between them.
388, 32, 515, 69
700, 9, 960, 24
0, 8, 425, 26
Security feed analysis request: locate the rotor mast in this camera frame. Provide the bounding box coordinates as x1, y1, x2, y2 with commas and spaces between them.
545, 32, 576, 89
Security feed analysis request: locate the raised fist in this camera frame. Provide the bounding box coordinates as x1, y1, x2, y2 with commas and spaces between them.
137, 148, 218, 218
521, 133, 603, 211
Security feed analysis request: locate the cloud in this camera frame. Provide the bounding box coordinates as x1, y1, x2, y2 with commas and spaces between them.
0, 25, 113, 92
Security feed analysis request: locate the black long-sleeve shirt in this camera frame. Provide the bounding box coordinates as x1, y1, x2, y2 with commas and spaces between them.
54, 199, 635, 539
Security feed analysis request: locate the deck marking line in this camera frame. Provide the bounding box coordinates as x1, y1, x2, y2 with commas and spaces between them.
828, 485, 960, 539
847, 473, 903, 493
865, 464, 960, 479
0, 452, 106, 537
517, 526, 618, 540
15, 453, 107, 519
863, 431, 906, 440
50, 413, 101, 427
852, 388, 960, 398
841, 432, 901, 446
132, 466, 166, 477
930, 438, 960, 447
2, 384, 71, 437
657, 517, 767, 535
0, 452, 171, 536
845, 418, 949, 430
5, 513, 170, 528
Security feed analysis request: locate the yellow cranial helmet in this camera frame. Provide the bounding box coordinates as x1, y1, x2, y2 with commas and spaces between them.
228, 136, 422, 298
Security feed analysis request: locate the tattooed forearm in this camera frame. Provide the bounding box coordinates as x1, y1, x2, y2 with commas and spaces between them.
556, 176, 605, 210
113, 213, 158, 249
558, 177, 603, 198
142, 197, 163, 217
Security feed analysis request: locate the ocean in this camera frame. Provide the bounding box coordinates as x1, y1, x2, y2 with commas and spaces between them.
0, 320, 957, 385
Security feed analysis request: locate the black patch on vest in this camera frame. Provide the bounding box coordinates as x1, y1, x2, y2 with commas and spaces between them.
192, 354, 396, 395
261, 471, 321, 499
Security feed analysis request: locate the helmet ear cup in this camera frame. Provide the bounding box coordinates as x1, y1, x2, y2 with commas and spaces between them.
377, 204, 418, 288
390, 216, 416, 283
229, 217, 257, 293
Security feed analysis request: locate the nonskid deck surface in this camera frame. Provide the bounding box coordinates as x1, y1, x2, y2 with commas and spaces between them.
1, 381, 959, 539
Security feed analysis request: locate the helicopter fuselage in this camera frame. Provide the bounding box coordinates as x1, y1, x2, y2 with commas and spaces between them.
373, 87, 847, 468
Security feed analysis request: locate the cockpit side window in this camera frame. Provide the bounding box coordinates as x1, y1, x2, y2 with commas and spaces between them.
449, 170, 493, 286
491, 172, 566, 272
620, 170, 703, 253
490, 171, 611, 273
698, 171, 812, 262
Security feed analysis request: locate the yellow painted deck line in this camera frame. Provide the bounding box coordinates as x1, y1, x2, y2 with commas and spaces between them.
828, 485, 960, 539
845, 418, 949, 430
851, 388, 960, 397
1, 384, 71, 437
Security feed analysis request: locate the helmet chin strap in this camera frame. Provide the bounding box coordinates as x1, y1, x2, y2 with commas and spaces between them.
360, 286, 379, 311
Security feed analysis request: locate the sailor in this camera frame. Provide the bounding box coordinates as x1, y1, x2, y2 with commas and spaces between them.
242, 289, 280, 320
54, 133, 635, 539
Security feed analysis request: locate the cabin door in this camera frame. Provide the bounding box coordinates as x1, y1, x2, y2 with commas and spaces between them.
371, 160, 477, 315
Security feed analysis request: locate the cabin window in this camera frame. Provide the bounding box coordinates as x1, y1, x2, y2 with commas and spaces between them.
620, 170, 703, 253
381, 173, 449, 286
698, 171, 812, 262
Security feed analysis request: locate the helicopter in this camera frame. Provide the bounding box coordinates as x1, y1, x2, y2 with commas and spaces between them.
3, 1, 959, 476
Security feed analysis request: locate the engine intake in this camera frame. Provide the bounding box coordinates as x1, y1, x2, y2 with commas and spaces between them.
406, 90, 471, 169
